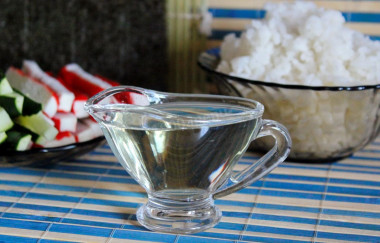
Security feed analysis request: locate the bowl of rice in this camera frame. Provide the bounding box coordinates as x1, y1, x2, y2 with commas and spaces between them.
198, 2, 380, 162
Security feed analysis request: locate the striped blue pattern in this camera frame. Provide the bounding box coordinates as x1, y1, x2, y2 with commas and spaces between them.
0, 136, 379, 242
208, 8, 380, 23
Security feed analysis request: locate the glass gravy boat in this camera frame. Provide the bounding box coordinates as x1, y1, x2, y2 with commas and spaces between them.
85, 86, 291, 234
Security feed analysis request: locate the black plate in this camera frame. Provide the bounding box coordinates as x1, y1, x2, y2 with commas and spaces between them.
0, 136, 105, 167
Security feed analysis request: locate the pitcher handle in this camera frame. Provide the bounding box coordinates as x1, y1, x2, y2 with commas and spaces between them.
213, 119, 291, 199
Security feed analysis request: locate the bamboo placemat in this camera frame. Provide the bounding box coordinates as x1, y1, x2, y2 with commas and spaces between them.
0, 135, 379, 242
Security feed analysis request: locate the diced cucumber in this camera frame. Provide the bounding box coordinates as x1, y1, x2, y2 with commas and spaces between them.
0, 77, 13, 94
15, 111, 58, 141
4, 130, 32, 151
0, 92, 24, 117
13, 124, 47, 145
0, 132, 6, 144
14, 89, 42, 115
0, 106, 13, 132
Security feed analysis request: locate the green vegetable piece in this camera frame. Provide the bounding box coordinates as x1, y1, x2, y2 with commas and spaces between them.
0, 77, 13, 94
15, 111, 58, 141
0, 131, 7, 144
13, 124, 47, 145
0, 92, 24, 117
0, 106, 13, 132
4, 130, 32, 151
14, 89, 42, 116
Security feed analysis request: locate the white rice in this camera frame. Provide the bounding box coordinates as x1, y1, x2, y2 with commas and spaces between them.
216, 2, 380, 159
217, 1, 380, 86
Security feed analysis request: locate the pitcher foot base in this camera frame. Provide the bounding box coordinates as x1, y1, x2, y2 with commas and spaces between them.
136, 200, 222, 234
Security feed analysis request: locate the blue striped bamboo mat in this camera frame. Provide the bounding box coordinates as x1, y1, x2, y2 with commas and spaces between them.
0, 136, 379, 242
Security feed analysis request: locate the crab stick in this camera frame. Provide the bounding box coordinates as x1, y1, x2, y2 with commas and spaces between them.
71, 93, 89, 118
44, 131, 76, 148
53, 75, 89, 119
112, 91, 150, 106
22, 60, 75, 113
127, 92, 150, 106
82, 118, 103, 137
73, 119, 102, 143
52, 112, 77, 132
94, 75, 150, 106
59, 64, 112, 97
94, 75, 148, 105
6, 67, 58, 118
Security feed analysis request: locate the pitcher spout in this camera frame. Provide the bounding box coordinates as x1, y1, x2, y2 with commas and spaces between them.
84, 86, 155, 123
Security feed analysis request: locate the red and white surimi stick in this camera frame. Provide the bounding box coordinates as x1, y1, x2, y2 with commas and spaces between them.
59, 64, 112, 97
71, 93, 89, 118
82, 118, 103, 137
95, 74, 149, 106
51, 112, 77, 132
44, 131, 76, 148
127, 92, 150, 106
54, 76, 89, 119
22, 60, 75, 112
73, 120, 96, 143
6, 67, 58, 117
113, 91, 150, 106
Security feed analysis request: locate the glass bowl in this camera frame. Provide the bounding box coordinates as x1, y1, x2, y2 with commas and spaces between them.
198, 48, 380, 162
0, 136, 105, 167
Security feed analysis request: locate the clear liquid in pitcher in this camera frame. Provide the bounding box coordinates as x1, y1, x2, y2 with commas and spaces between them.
100, 102, 259, 200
